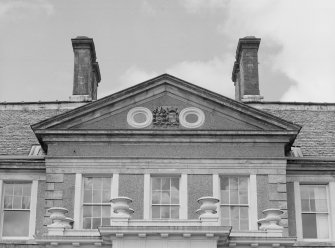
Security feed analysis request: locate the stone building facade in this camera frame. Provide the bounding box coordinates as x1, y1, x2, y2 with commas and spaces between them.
0, 36, 335, 248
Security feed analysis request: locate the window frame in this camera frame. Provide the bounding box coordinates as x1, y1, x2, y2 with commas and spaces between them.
213, 174, 258, 231
294, 182, 333, 241
0, 179, 38, 240
144, 174, 187, 220
73, 173, 119, 230
150, 176, 181, 220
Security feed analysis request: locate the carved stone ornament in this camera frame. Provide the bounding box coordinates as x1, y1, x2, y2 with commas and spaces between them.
152, 106, 179, 127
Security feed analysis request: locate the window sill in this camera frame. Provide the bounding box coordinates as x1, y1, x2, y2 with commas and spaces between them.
0, 237, 36, 244
296, 240, 335, 246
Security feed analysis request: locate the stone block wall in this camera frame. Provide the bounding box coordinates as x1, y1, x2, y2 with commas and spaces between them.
257, 173, 288, 236
119, 174, 144, 219
188, 175, 212, 219
43, 172, 75, 228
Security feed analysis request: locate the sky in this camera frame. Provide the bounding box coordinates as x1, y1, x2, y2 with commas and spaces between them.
0, 0, 334, 103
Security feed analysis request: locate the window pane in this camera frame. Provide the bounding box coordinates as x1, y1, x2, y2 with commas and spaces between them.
3, 211, 30, 237
220, 177, 229, 191
102, 206, 110, 218
239, 177, 248, 190
83, 205, 92, 218
160, 206, 170, 219
302, 213, 317, 239
162, 178, 170, 190
230, 189, 238, 204
315, 199, 328, 212
84, 177, 93, 190
230, 177, 238, 190
83, 218, 91, 229
161, 191, 170, 204
231, 206, 240, 230
93, 205, 101, 217
93, 178, 102, 190
152, 191, 160, 204
152, 178, 161, 190
171, 187, 179, 204
4, 184, 13, 195
240, 219, 249, 230
302, 213, 329, 239
171, 206, 179, 219
101, 218, 110, 226
84, 190, 92, 203
13, 196, 21, 209
152, 206, 160, 219
240, 206, 249, 230
316, 214, 329, 239
92, 218, 101, 229
4, 196, 13, 209
102, 190, 110, 203
301, 199, 310, 212
239, 190, 248, 204
92, 190, 102, 203
22, 196, 31, 209
171, 178, 179, 190
102, 177, 111, 189
22, 184, 31, 196
13, 184, 22, 196
221, 190, 229, 204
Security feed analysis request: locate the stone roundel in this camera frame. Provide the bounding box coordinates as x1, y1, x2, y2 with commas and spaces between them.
179, 107, 205, 128
127, 107, 153, 128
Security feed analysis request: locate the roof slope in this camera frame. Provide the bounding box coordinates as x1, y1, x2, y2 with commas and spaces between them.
249, 103, 335, 157
0, 102, 83, 155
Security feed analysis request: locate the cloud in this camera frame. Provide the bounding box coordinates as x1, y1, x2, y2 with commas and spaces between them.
119, 65, 159, 86
167, 58, 234, 98
119, 58, 235, 99
181, 0, 228, 13
140, 0, 156, 16
0, 0, 54, 20
182, 0, 335, 102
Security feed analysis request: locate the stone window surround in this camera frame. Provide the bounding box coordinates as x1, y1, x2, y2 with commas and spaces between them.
0, 177, 38, 240
213, 174, 258, 231
73, 173, 119, 229
294, 181, 335, 241
143, 174, 188, 220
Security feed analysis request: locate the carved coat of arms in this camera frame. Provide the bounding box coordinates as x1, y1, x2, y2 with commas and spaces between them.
152, 106, 179, 127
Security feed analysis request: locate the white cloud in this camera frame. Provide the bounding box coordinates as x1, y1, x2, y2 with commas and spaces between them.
182, 0, 335, 102
140, 0, 156, 16
119, 65, 159, 86
119, 58, 235, 99
0, 0, 54, 20
167, 58, 234, 98
181, 0, 228, 13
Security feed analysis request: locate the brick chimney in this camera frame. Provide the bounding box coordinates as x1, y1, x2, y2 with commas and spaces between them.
232, 36, 263, 102
70, 36, 101, 101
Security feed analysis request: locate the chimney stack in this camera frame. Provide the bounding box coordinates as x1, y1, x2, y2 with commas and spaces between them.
232, 36, 263, 102
70, 36, 101, 101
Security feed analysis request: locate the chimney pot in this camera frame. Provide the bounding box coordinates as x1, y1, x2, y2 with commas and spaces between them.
70, 36, 101, 101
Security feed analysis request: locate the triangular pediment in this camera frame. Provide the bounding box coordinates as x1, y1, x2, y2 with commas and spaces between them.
32, 74, 300, 132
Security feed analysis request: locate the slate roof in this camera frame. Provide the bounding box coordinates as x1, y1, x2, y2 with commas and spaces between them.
249, 103, 335, 158
0, 100, 334, 158
0, 108, 68, 155
0, 101, 88, 156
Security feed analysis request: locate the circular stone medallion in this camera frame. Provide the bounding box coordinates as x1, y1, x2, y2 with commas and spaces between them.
127, 107, 153, 128
179, 107, 205, 128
